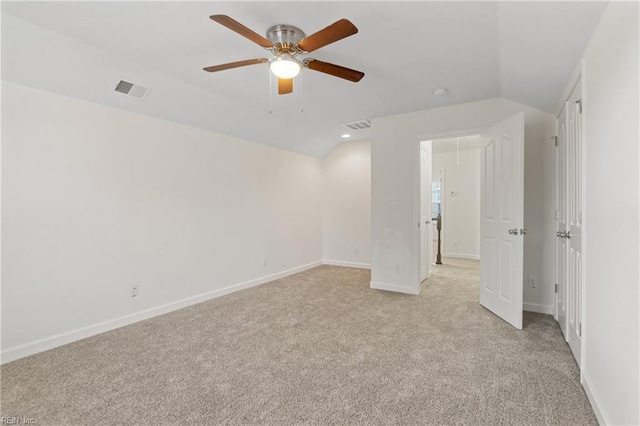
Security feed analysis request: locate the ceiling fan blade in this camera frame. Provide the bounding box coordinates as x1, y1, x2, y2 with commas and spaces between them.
203, 58, 268, 72
210, 15, 274, 49
278, 78, 293, 95
304, 59, 364, 82
297, 19, 358, 53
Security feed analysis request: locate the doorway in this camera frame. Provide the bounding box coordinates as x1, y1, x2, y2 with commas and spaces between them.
433, 135, 481, 263
420, 134, 483, 285
417, 113, 526, 329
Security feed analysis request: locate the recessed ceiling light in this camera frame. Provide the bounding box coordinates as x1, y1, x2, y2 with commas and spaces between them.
341, 133, 351, 138
433, 88, 449, 96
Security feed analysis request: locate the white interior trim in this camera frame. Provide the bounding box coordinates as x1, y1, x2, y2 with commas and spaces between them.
1, 260, 323, 364
523, 302, 554, 315
434, 166, 445, 248
582, 372, 610, 425
413, 138, 421, 294
578, 60, 588, 374
370, 281, 420, 295
442, 253, 480, 261
323, 260, 371, 269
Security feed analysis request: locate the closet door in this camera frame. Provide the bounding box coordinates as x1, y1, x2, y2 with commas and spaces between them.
566, 81, 584, 365
556, 105, 568, 339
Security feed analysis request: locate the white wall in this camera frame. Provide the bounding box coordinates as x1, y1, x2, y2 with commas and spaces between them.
578, 2, 639, 424
432, 149, 481, 259
370, 98, 556, 312
1, 82, 324, 361
322, 140, 371, 268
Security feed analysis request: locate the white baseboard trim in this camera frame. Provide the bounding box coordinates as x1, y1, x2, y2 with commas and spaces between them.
523, 302, 554, 315
442, 253, 480, 260
1, 260, 323, 364
581, 372, 610, 425
370, 281, 420, 295
323, 259, 371, 269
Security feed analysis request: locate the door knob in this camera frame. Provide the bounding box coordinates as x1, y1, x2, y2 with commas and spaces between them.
508, 228, 518, 235
557, 231, 563, 237
565, 231, 571, 239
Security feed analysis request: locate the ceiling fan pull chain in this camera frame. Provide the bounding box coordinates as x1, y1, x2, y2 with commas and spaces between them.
268, 68, 273, 114
299, 71, 304, 113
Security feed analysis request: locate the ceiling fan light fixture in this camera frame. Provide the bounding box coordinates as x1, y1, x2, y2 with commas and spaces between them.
270, 54, 301, 79
204, 16, 364, 95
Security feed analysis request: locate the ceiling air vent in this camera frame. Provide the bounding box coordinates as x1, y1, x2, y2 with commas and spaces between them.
113, 77, 150, 100
343, 119, 371, 131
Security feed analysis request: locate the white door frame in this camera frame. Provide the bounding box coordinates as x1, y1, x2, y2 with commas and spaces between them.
420, 142, 433, 282
555, 103, 568, 336
577, 66, 587, 375
413, 128, 485, 294
432, 167, 445, 264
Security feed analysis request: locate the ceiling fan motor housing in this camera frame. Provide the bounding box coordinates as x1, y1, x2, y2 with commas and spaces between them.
266, 25, 306, 51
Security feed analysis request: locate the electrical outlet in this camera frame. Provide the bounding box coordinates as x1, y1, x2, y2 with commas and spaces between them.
528, 276, 537, 288
395, 264, 400, 273
388, 199, 400, 205
354, 247, 359, 255
453, 240, 459, 248
262, 257, 268, 267
131, 284, 139, 297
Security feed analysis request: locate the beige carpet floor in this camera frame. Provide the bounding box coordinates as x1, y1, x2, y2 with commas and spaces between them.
1, 258, 596, 425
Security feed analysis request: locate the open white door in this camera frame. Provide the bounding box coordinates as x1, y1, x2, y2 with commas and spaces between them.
420, 142, 433, 282
480, 113, 525, 329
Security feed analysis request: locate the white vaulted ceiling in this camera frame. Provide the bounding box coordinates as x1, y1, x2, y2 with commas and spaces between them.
1, 2, 607, 157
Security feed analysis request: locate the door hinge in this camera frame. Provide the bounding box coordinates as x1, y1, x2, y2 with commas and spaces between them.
551, 136, 558, 147
578, 322, 582, 337
574, 99, 582, 114
554, 283, 558, 293
555, 209, 559, 221
578, 210, 583, 224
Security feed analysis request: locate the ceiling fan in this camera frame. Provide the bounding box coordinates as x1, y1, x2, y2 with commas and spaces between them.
203, 15, 365, 95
